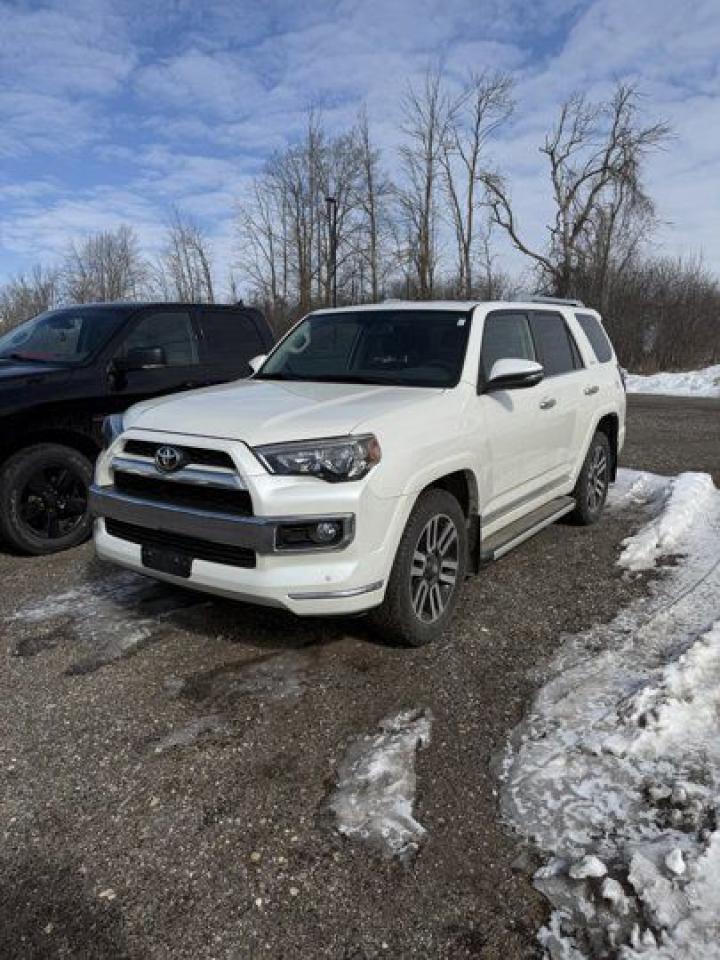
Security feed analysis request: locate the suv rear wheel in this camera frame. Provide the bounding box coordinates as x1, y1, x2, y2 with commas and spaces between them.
0, 444, 93, 555
570, 431, 611, 525
369, 488, 467, 646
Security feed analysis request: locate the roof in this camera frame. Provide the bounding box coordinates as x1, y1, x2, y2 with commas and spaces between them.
311, 299, 598, 315
55, 301, 252, 311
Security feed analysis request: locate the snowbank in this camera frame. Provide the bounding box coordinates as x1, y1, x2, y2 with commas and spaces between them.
329, 708, 432, 860
626, 364, 720, 398
502, 468, 720, 958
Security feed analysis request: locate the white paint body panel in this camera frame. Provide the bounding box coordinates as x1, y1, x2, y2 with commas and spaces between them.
94, 301, 626, 614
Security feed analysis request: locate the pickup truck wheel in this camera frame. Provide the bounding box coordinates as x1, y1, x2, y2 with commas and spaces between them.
0, 444, 94, 555
370, 489, 467, 647
570, 431, 611, 526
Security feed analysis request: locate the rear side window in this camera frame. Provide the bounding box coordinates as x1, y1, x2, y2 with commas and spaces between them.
530, 312, 582, 377
576, 312, 614, 363
118, 310, 199, 366
200, 311, 266, 362
480, 312, 535, 380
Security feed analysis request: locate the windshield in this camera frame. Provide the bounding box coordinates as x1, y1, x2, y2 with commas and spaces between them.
257, 309, 472, 387
0, 307, 129, 364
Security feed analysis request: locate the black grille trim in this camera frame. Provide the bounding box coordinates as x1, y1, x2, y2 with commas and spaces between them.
113, 471, 253, 515
123, 439, 235, 470
105, 519, 256, 568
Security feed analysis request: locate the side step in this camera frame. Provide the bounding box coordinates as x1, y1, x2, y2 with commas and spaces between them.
480, 496, 576, 563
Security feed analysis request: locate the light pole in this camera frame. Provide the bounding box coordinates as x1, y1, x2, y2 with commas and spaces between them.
325, 195, 338, 308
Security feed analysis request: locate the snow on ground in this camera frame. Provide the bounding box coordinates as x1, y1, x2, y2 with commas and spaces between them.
9, 571, 204, 672
626, 365, 720, 398
502, 468, 720, 959
329, 708, 432, 861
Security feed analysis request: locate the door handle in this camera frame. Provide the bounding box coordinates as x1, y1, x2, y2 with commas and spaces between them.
584, 385, 600, 396
539, 397, 556, 410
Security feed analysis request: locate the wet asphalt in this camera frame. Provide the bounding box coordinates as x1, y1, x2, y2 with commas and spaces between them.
0, 395, 716, 959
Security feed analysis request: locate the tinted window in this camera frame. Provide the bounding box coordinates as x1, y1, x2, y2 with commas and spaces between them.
201, 311, 265, 361
0, 307, 128, 364
530, 312, 580, 377
118, 311, 199, 367
480, 312, 535, 380
576, 312, 614, 362
258, 310, 471, 388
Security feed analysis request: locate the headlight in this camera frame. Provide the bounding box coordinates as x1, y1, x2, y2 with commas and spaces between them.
254, 434, 381, 482
101, 413, 125, 450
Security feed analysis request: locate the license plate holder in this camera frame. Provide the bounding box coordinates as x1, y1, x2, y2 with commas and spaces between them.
141, 544, 193, 579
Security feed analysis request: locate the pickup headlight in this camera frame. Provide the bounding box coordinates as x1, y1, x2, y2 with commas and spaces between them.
101, 413, 125, 450
254, 435, 381, 482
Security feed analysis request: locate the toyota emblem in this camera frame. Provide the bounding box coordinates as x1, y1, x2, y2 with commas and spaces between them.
155, 445, 185, 473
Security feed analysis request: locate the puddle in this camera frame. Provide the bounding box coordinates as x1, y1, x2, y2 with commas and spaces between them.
177, 651, 309, 708
152, 715, 236, 754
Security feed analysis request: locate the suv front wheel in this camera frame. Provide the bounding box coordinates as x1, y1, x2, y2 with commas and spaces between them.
370, 488, 468, 646
0, 444, 94, 555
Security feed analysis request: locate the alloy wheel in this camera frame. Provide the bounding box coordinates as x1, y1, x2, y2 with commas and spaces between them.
587, 445, 609, 513
409, 512, 460, 623
19, 465, 87, 540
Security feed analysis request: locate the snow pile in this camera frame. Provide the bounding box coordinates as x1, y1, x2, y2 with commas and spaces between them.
502, 469, 720, 958
626, 364, 720, 398
618, 472, 716, 571
329, 708, 432, 860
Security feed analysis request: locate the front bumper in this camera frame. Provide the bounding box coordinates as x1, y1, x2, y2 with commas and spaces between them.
90, 478, 410, 616
88, 485, 355, 554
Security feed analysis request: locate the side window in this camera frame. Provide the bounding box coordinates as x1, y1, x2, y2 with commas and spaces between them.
200, 311, 265, 362
530, 312, 581, 377
576, 312, 614, 363
480, 312, 535, 380
118, 311, 198, 367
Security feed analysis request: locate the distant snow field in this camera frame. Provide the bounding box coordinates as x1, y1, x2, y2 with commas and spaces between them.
502, 468, 720, 959
626, 364, 720, 398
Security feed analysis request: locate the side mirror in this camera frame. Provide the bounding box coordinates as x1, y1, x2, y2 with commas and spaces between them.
115, 346, 167, 372
484, 358, 544, 392
248, 353, 267, 374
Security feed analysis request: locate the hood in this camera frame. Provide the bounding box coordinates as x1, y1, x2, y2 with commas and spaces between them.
0, 359, 69, 381
124, 378, 445, 446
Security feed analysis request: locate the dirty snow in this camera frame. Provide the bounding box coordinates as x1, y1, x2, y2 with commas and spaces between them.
502, 468, 720, 958
626, 364, 720, 398
9, 571, 204, 673
329, 709, 432, 860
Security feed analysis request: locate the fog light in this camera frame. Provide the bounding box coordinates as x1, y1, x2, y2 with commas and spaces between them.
311, 521, 341, 543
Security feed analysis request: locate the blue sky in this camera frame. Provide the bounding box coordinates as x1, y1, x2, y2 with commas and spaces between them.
1, 0, 719, 293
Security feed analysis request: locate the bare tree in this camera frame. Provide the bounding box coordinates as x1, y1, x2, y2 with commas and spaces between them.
0, 264, 61, 330
157, 208, 216, 303
482, 84, 670, 300
397, 67, 455, 298
440, 71, 514, 298
63, 225, 148, 303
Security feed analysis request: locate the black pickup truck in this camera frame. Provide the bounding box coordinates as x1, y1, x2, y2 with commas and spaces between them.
0, 301, 274, 555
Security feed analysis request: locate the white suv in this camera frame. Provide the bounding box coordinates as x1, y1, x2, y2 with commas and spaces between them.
91, 299, 626, 645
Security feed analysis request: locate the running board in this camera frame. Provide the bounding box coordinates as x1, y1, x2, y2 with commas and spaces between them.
480, 496, 575, 563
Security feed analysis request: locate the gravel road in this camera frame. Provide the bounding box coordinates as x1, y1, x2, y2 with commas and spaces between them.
0, 396, 716, 960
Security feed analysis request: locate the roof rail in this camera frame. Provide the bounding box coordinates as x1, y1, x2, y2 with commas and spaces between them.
526, 295, 585, 307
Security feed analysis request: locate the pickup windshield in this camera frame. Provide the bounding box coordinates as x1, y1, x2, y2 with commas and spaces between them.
0, 307, 128, 364
257, 309, 472, 387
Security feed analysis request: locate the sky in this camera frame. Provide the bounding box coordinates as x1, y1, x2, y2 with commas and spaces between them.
1, 0, 719, 295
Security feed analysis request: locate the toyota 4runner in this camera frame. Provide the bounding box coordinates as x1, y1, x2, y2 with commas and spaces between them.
91, 299, 626, 645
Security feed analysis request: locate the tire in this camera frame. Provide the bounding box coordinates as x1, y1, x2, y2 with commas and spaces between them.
369, 488, 468, 646
570, 431, 611, 526
0, 444, 94, 555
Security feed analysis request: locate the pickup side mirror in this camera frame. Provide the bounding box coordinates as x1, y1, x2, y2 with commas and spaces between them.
115, 346, 167, 372
484, 358, 544, 392
248, 353, 267, 374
